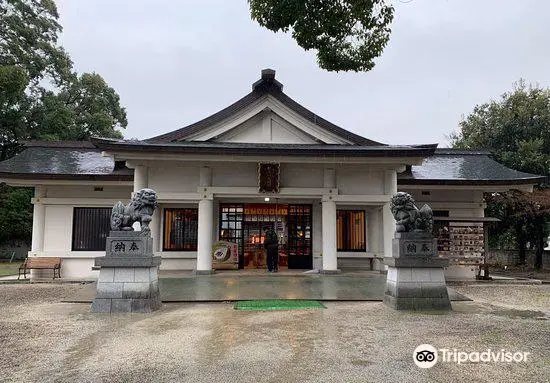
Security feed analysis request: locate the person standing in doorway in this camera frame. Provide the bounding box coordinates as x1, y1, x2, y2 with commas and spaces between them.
264, 227, 279, 272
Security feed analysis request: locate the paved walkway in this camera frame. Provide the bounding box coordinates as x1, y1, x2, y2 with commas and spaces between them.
61, 270, 470, 302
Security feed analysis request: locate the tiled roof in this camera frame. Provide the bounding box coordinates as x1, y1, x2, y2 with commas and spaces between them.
397, 149, 545, 185
146, 69, 383, 146
0, 142, 132, 181
92, 137, 437, 157
0, 144, 544, 186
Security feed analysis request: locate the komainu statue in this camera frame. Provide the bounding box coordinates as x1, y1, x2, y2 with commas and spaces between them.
390, 192, 433, 233
110, 188, 158, 236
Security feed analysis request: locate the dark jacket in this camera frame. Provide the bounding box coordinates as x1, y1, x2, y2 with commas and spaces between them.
264, 230, 278, 253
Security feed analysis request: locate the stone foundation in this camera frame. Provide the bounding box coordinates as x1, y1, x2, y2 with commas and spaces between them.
91, 231, 162, 313
384, 266, 451, 311
384, 232, 451, 311
92, 262, 161, 313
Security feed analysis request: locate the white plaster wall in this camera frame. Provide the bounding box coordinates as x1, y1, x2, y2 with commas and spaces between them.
212, 163, 257, 187
406, 189, 483, 203
281, 164, 324, 188
148, 161, 390, 195
336, 166, 385, 195
270, 118, 317, 144
159, 257, 197, 270
43, 205, 72, 251
214, 114, 264, 143
45, 185, 132, 199
402, 189, 485, 218
30, 185, 132, 279
149, 164, 200, 193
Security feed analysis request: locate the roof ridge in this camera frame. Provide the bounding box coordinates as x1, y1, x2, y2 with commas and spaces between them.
435, 148, 491, 155
24, 140, 96, 149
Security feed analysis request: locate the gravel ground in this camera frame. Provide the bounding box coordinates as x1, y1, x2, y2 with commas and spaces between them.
0, 283, 549, 383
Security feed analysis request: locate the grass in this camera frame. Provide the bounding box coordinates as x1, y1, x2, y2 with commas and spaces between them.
0, 262, 22, 277
234, 299, 326, 311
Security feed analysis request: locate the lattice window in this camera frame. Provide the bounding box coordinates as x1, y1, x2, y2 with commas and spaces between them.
337, 210, 366, 251
163, 208, 198, 251
72, 207, 111, 251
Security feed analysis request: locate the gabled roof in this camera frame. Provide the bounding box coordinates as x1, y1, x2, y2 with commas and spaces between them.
147, 69, 383, 146
0, 141, 133, 181
398, 148, 546, 185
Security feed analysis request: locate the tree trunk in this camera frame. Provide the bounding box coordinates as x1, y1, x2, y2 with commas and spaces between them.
534, 221, 544, 270
515, 224, 527, 265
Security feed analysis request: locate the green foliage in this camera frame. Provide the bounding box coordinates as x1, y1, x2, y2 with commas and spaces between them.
453, 81, 550, 268
0, 65, 29, 160
28, 73, 127, 141
0, 0, 128, 245
451, 80, 550, 177
0, 0, 127, 161
0, 184, 33, 244
249, 0, 394, 72
0, 0, 73, 86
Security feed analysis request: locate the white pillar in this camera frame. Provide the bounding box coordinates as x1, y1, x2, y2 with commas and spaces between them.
31, 186, 46, 253
383, 170, 397, 258
196, 198, 214, 274
132, 165, 149, 231
134, 165, 148, 192
151, 207, 162, 253
322, 198, 338, 272
367, 208, 381, 253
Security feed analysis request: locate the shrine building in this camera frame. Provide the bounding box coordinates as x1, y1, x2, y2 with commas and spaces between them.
0, 69, 544, 279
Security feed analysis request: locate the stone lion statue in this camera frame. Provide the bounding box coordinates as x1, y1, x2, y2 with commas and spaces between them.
390, 192, 433, 233
110, 188, 158, 236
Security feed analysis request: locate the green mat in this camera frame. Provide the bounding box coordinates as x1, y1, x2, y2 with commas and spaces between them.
234, 299, 326, 311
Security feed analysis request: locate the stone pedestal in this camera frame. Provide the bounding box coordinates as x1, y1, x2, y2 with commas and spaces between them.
92, 231, 162, 313
384, 232, 451, 311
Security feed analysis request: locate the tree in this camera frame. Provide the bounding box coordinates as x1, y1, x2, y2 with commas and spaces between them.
0, 184, 33, 245
452, 81, 550, 269
0, 0, 127, 161
0, 0, 127, 246
0, 65, 29, 160
27, 73, 126, 142
486, 190, 550, 269
451, 80, 550, 178
249, 0, 394, 72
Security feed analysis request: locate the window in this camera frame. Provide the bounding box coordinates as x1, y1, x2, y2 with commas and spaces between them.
163, 208, 198, 251
337, 210, 366, 251
72, 207, 112, 251
219, 204, 244, 251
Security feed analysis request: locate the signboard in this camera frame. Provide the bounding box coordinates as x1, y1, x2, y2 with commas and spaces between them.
110, 240, 141, 254
258, 163, 280, 193
244, 204, 288, 216
403, 241, 435, 257
212, 241, 239, 270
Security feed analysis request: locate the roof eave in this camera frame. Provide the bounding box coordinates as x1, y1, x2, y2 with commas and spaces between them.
91, 139, 437, 158
0, 172, 134, 182
397, 177, 546, 186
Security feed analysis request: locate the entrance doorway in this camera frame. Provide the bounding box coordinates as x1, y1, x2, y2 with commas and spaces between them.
219, 203, 312, 269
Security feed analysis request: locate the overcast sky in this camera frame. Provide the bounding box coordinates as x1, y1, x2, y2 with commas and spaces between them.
56, 0, 550, 147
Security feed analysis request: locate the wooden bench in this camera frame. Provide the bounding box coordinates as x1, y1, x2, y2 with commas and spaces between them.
18, 257, 62, 280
